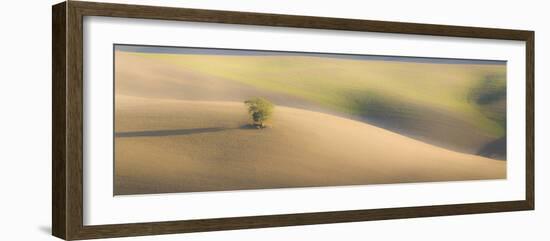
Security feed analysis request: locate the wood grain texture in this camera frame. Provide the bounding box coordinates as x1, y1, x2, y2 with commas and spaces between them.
52, 2, 67, 240
525, 32, 535, 209
66, 2, 85, 240
51, 1, 535, 240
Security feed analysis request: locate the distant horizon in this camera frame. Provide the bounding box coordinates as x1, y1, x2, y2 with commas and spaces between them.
115, 44, 507, 65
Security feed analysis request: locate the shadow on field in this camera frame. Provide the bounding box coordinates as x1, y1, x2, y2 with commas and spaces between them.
115, 125, 261, 138
115, 127, 230, 138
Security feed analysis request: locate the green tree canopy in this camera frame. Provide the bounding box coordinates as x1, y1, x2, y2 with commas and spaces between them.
244, 97, 274, 128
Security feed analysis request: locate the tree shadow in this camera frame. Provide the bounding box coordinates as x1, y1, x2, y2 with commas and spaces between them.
239, 124, 260, 130
115, 127, 231, 138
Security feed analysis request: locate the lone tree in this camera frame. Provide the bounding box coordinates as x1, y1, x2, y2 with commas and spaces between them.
244, 97, 274, 128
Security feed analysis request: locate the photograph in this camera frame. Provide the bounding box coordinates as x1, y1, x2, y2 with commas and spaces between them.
113, 44, 507, 195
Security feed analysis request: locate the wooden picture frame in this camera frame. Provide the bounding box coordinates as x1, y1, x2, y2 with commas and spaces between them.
52, 1, 534, 240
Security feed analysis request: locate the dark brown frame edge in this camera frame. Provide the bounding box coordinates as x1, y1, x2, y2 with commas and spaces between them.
52, 1, 535, 240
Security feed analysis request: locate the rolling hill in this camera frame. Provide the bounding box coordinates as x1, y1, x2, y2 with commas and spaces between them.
115, 50, 507, 158
115, 96, 505, 195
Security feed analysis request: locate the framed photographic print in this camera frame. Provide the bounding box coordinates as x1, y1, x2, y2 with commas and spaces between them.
52, 1, 534, 240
